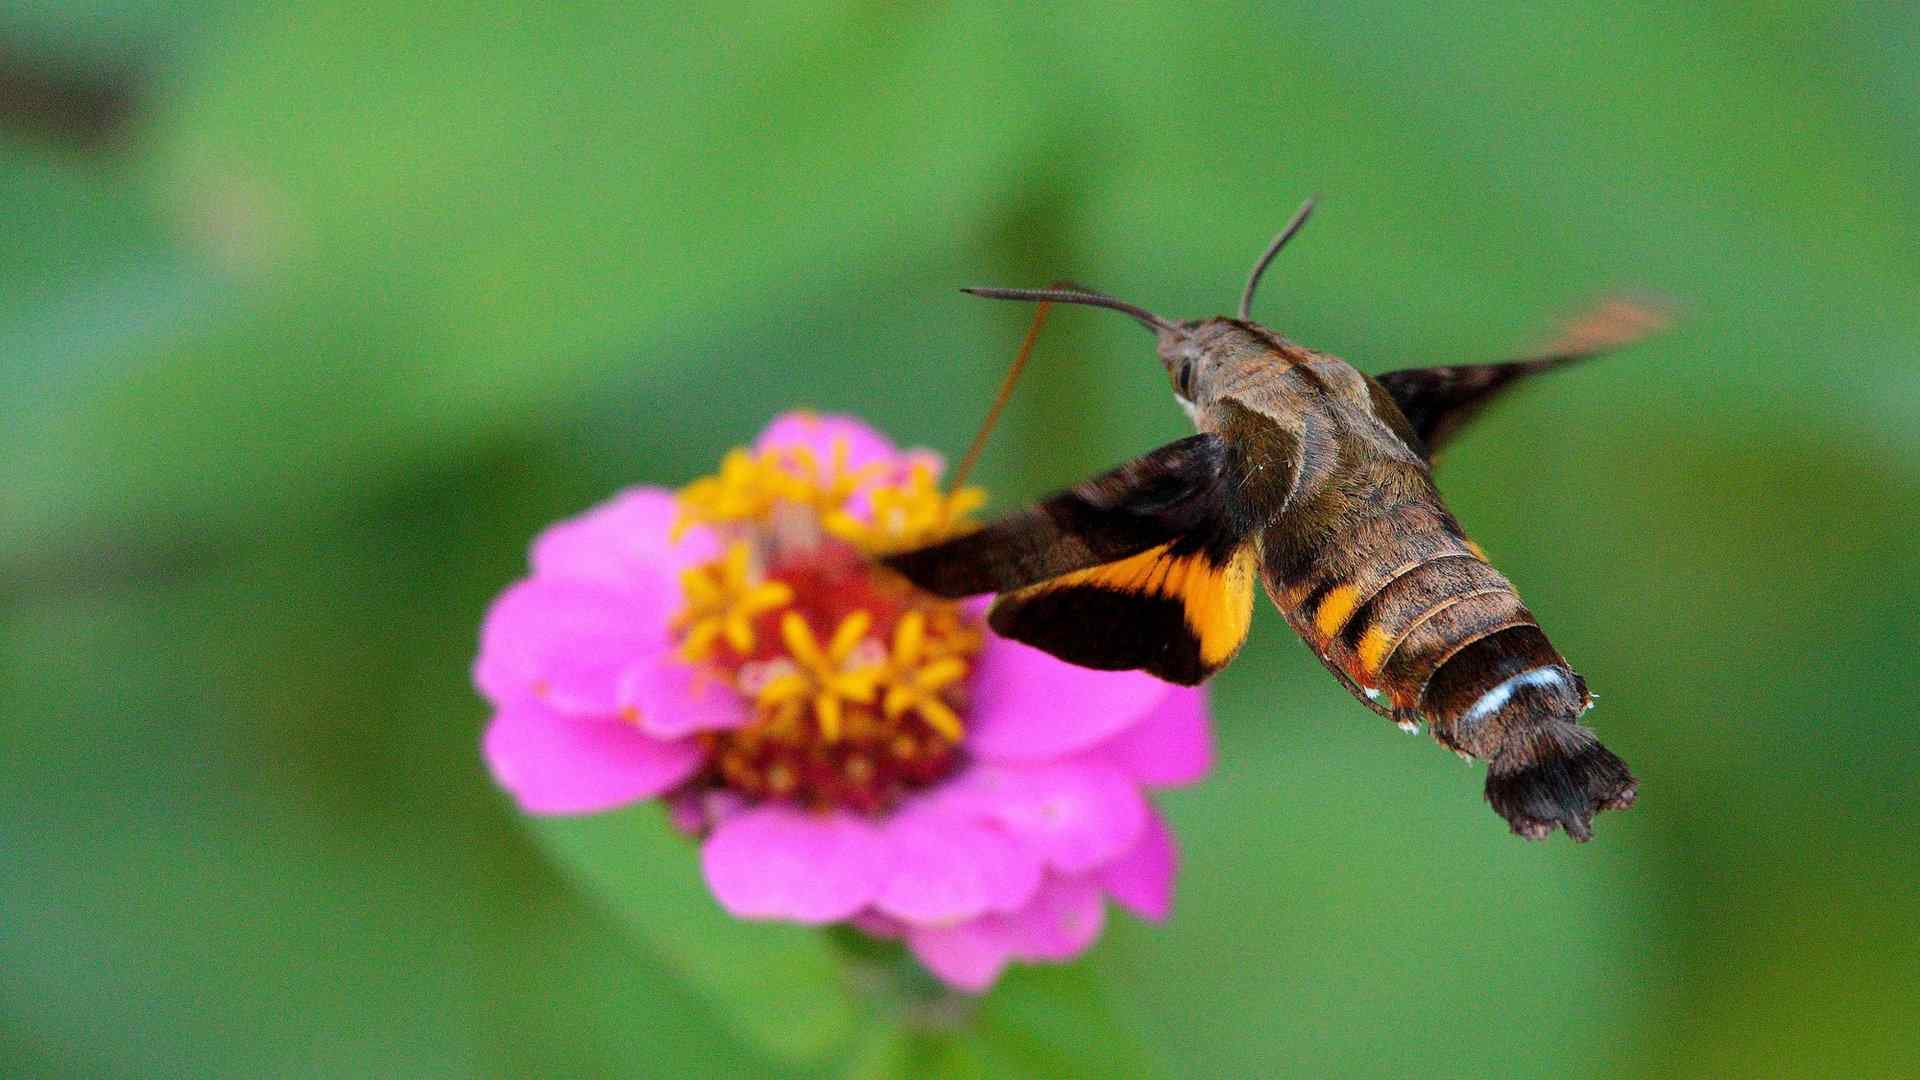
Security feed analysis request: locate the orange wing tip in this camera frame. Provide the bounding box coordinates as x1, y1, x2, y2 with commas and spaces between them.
1541, 292, 1678, 356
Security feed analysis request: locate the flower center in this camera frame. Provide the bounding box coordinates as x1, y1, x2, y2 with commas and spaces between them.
669, 429, 985, 813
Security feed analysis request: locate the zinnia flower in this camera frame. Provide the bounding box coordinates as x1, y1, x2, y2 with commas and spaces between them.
475, 412, 1210, 991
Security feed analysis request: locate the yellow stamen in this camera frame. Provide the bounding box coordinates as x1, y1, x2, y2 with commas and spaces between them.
677, 431, 983, 558
675, 448, 798, 536
769, 611, 882, 742
827, 461, 985, 553
673, 541, 794, 662
873, 610, 971, 742
773, 438, 888, 521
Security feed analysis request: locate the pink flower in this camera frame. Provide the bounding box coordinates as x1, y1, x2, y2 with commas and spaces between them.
475, 411, 1211, 992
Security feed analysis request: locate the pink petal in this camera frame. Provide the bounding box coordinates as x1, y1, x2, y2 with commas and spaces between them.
1088, 685, 1213, 788
473, 579, 668, 716
967, 635, 1175, 762
904, 915, 1017, 993
873, 807, 1043, 925
701, 806, 889, 924
933, 761, 1147, 875
482, 700, 705, 815
1001, 875, 1108, 960
617, 654, 748, 739
530, 487, 718, 588
905, 875, 1108, 993
753, 411, 910, 474
1097, 807, 1177, 921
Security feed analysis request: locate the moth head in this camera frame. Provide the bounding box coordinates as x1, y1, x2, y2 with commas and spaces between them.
1155, 319, 1225, 404
1157, 318, 1257, 404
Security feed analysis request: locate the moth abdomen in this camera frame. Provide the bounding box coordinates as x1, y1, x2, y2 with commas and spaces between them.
1329, 553, 1521, 708
1481, 722, 1638, 843
1417, 624, 1573, 752
1406, 614, 1636, 841
1276, 525, 1638, 841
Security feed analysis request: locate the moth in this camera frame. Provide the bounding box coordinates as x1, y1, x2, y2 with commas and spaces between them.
886, 200, 1664, 841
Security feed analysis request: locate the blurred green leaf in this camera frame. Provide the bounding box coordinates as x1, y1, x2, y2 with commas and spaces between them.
830, 946, 1165, 1079
966, 964, 1168, 1079
525, 805, 861, 1065
846, 1028, 996, 1080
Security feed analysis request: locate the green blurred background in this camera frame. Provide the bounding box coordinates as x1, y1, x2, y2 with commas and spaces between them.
4, 3, 1916, 1076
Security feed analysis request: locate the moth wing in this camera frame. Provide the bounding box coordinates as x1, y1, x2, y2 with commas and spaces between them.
886, 403, 1302, 687
987, 536, 1257, 686
1376, 295, 1670, 457
883, 433, 1233, 597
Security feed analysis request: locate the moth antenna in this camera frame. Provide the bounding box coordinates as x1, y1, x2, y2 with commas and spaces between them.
948, 294, 1057, 494
1238, 195, 1318, 321
961, 286, 1182, 337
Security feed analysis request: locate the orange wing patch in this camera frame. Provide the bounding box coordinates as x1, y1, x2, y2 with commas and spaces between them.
1027, 541, 1256, 669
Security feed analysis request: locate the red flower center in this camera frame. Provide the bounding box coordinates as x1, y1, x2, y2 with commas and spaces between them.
667, 441, 985, 812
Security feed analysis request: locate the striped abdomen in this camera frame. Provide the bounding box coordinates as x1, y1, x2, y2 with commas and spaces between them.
1261, 493, 1635, 840
1263, 497, 1589, 762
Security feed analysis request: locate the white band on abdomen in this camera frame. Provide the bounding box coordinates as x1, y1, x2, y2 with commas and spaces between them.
1460, 666, 1568, 728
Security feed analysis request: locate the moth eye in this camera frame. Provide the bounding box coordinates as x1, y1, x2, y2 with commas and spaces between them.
1176, 361, 1194, 399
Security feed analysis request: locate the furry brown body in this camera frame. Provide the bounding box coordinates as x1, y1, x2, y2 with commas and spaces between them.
885, 220, 1658, 841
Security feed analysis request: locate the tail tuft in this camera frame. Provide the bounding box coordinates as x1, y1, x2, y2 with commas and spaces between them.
1485, 723, 1637, 842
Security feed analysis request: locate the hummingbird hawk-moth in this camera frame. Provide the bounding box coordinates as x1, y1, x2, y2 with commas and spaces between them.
886, 200, 1662, 841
